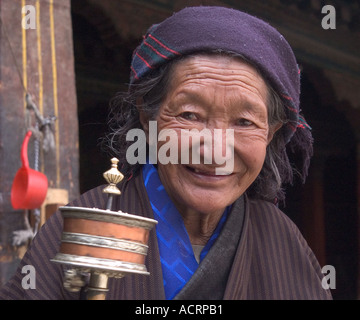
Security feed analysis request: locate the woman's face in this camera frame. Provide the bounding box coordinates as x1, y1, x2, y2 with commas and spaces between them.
142, 55, 273, 216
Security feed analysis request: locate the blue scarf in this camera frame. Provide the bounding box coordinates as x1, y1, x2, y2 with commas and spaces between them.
142, 162, 231, 299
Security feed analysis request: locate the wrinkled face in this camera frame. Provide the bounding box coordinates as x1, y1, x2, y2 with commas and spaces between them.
142, 55, 273, 216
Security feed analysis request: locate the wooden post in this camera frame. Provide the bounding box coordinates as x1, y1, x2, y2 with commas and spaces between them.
39, 188, 69, 228
0, 0, 79, 287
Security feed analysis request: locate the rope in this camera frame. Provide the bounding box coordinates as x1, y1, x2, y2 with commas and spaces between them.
0, 17, 28, 94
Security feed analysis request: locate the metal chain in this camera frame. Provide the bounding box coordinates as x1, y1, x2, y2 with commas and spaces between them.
33, 121, 41, 235
34, 121, 40, 171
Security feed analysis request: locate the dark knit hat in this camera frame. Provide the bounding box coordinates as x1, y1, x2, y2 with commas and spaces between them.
130, 6, 313, 179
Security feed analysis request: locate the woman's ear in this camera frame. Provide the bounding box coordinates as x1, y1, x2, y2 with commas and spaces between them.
267, 122, 282, 145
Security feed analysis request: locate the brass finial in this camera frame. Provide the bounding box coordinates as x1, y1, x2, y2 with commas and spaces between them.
102, 158, 124, 196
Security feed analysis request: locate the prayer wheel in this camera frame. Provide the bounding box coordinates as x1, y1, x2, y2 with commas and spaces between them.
51, 158, 157, 300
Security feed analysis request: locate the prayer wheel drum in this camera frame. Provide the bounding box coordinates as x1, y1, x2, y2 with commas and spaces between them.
52, 206, 157, 276
51, 158, 157, 299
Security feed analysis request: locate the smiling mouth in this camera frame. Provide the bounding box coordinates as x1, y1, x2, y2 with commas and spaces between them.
185, 165, 233, 176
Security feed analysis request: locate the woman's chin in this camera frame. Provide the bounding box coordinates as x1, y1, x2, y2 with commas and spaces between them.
175, 190, 236, 216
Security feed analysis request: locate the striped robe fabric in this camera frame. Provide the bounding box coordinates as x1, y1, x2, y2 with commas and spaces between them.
0, 172, 332, 300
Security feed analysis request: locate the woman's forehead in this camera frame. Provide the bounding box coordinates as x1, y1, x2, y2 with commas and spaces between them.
173, 54, 262, 76
167, 55, 269, 104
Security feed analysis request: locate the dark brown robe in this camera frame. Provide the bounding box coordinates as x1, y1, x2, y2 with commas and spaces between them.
0, 172, 332, 300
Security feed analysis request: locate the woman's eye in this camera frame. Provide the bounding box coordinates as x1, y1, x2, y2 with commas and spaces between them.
236, 118, 254, 127
179, 112, 197, 121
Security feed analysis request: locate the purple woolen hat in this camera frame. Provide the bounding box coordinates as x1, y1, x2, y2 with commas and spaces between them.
130, 6, 313, 179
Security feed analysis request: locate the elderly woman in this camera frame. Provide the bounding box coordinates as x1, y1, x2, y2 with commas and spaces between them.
0, 6, 332, 300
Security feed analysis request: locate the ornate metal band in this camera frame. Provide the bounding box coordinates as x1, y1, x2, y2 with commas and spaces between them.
61, 232, 148, 255
60, 206, 158, 230
51, 253, 150, 277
